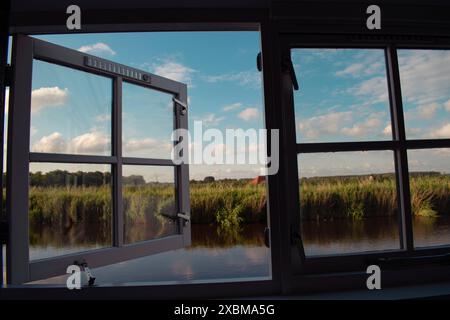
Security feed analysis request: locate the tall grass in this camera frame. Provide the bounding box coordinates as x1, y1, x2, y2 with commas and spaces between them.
3, 173, 448, 229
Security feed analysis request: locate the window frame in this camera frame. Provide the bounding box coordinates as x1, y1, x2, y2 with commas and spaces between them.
279, 34, 450, 276
2, 17, 450, 297
6, 35, 191, 284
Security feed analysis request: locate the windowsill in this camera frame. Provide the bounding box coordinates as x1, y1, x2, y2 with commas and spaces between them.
247, 281, 450, 300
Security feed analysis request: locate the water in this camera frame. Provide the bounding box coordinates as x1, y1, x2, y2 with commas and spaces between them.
27, 216, 450, 285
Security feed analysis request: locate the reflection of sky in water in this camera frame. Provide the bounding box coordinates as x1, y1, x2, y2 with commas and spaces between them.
20, 216, 450, 285
30, 246, 270, 285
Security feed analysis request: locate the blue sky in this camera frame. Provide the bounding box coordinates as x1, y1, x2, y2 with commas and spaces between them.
4, 33, 450, 180
292, 48, 450, 177
26, 32, 265, 181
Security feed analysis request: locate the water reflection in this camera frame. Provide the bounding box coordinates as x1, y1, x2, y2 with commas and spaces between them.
28, 216, 450, 284
301, 217, 400, 255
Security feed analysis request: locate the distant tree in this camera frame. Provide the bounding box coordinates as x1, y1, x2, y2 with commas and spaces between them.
29, 170, 111, 187
203, 176, 215, 183
123, 175, 146, 186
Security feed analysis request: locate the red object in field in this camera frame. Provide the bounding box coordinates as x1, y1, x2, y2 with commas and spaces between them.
250, 176, 266, 185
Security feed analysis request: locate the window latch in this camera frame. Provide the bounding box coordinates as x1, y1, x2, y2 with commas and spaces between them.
74, 259, 96, 287
160, 212, 190, 226
177, 213, 190, 224
173, 97, 187, 115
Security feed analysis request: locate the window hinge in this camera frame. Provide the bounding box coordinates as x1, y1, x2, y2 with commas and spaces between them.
256, 52, 262, 72
4, 64, 13, 87
282, 54, 299, 91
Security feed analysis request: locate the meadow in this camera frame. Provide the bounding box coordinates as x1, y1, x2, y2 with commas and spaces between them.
9, 173, 450, 229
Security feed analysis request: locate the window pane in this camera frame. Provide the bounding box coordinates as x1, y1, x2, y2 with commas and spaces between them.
408, 149, 450, 247
122, 82, 174, 159
29, 163, 112, 260
123, 165, 178, 244
298, 151, 400, 256
291, 49, 392, 143
30, 60, 112, 155
398, 50, 450, 139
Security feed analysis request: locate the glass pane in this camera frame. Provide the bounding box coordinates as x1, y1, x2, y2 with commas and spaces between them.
408, 149, 450, 247
298, 151, 400, 256
291, 49, 392, 143
29, 163, 112, 260
27, 31, 270, 285
122, 82, 174, 159
398, 50, 450, 139
30, 60, 112, 155
123, 165, 178, 244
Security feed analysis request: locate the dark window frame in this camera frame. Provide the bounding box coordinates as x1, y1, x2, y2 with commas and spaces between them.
1, 9, 450, 296
279, 34, 450, 275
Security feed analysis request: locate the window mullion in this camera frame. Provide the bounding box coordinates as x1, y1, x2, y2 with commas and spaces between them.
386, 45, 414, 252
113, 76, 124, 247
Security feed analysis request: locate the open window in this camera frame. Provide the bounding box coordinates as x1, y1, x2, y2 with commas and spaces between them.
6, 35, 190, 284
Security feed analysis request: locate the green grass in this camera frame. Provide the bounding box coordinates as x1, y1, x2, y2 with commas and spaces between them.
1, 173, 449, 229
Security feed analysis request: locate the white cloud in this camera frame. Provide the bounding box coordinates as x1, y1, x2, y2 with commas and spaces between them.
335, 51, 384, 78
32, 130, 110, 154
445, 99, 450, 112
31, 87, 69, 114
32, 132, 66, 153
95, 114, 111, 122
398, 50, 450, 105
429, 123, 450, 139
78, 43, 116, 56
341, 117, 382, 137
123, 138, 159, 152
153, 60, 195, 85
349, 76, 389, 104
298, 111, 385, 139
383, 124, 392, 136
194, 113, 225, 127
417, 102, 440, 119
203, 70, 261, 89
238, 108, 259, 121
335, 63, 364, 77
68, 131, 110, 154
222, 102, 242, 112
298, 111, 352, 139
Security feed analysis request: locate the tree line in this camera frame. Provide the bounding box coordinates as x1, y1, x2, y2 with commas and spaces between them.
21, 170, 148, 187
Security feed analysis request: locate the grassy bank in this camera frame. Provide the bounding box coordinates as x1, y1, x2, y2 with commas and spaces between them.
3, 173, 449, 228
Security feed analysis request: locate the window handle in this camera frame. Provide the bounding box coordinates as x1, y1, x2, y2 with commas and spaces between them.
173, 97, 187, 115
160, 212, 189, 222
177, 213, 190, 223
